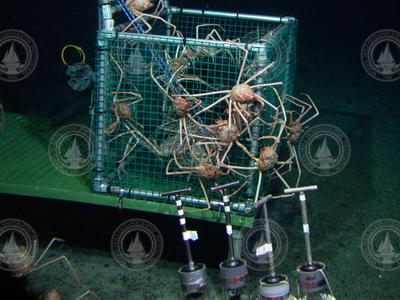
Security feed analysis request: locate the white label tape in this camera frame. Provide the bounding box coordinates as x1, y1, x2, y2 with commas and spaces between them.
226, 224, 233, 235
224, 206, 231, 213
176, 199, 182, 207
179, 218, 186, 225
303, 224, 309, 233
183, 230, 198, 241
256, 243, 273, 256
299, 193, 306, 202
178, 209, 184, 216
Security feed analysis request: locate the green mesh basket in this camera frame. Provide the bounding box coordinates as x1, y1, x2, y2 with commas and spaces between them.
92, 7, 297, 223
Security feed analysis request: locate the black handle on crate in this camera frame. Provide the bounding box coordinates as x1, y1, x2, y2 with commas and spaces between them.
161, 187, 196, 270
211, 181, 240, 262
253, 194, 273, 209
283, 185, 318, 194
210, 181, 240, 192
161, 188, 192, 197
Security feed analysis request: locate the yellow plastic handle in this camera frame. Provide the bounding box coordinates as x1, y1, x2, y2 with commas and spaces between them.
61, 45, 86, 65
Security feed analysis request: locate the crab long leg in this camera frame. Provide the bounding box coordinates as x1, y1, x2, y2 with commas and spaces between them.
30, 256, 80, 284
285, 94, 308, 114
258, 135, 279, 142
110, 92, 142, 103
123, 11, 179, 36
224, 180, 249, 197
123, 123, 159, 155
233, 101, 254, 141
33, 238, 63, 268
182, 178, 212, 213
235, 139, 258, 160
250, 82, 284, 89
231, 41, 249, 84
285, 142, 302, 188
284, 93, 319, 126
189, 94, 230, 119
171, 151, 198, 171
118, 136, 139, 165
271, 167, 291, 189
240, 114, 275, 138
182, 118, 193, 152
244, 62, 276, 84
269, 145, 294, 177
109, 54, 124, 93
75, 290, 99, 300
297, 93, 319, 126
150, 63, 177, 103
196, 24, 225, 39
220, 141, 234, 165
178, 89, 230, 98
178, 76, 217, 91
220, 162, 257, 170
166, 157, 194, 175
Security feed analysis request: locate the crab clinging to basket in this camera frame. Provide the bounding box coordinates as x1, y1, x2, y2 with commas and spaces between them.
104, 92, 143, 135
175, 41, 284, 144
123, 0, 182, 37
104, 55, 143, 135
282, 93, 319, 144
166, 148, 227, 182
264, 93, 319, 190
220, 133, 297, 202
126, 0, 154, 12
214, 95, 302, 201
252, 137, 280, 173
165, 145, 228, 211
165, 138, 250, 211
162, 40, 295, 202
150, 62, 212, 150
185, 61, 281, 119
179, 24, 237, 65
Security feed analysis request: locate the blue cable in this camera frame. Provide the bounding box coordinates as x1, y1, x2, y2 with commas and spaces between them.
115, 0, 207, 129
116, 0, 175, 87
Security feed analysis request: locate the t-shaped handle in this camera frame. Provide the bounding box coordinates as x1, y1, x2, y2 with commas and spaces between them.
161, 188, 192, 197
210, 181, 240, 192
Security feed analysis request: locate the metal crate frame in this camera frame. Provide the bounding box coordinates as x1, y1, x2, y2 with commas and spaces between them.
92, 5, 297, 226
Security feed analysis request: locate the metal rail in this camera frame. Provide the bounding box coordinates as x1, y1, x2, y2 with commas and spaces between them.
170, 7, 296, 24
107, 185, 247, 212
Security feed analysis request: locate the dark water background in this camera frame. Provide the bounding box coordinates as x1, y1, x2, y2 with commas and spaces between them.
1, 0, 400, 299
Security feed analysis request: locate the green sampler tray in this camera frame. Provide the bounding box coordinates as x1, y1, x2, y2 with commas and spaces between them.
0, 113, 253, 227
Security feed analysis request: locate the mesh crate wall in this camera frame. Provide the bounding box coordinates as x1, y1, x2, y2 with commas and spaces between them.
92, 8, 297, 220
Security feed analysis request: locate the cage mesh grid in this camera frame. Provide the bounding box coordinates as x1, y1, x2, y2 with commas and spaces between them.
172, 12, 277, 40
93, 9, 297, 216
